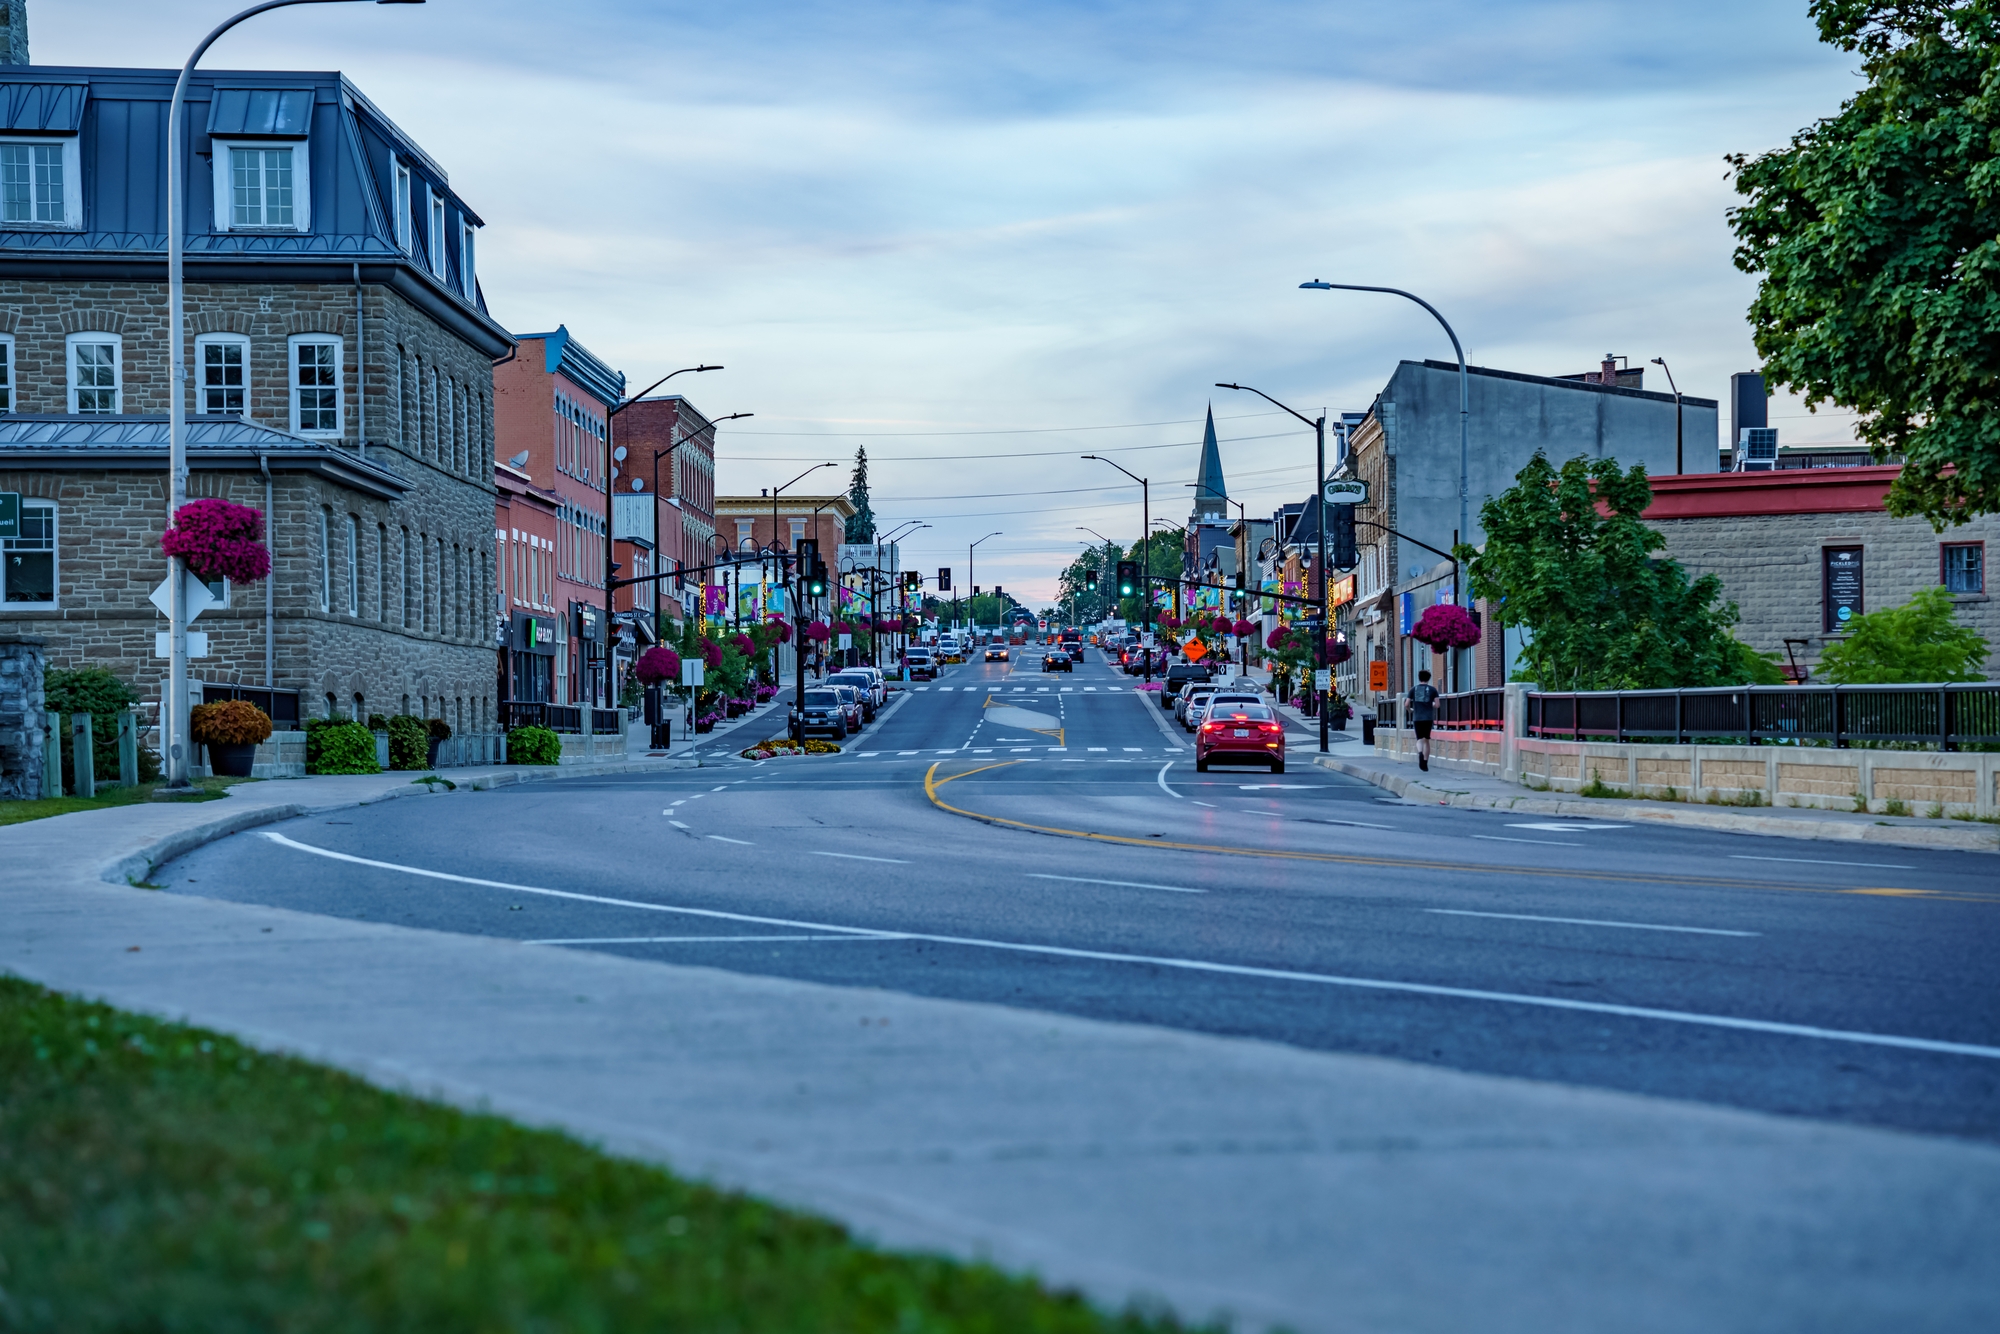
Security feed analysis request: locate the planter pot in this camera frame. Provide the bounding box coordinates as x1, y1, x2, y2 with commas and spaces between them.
209, 742, 257, 778
695, 719, 714, 733
427, 738, 442, 768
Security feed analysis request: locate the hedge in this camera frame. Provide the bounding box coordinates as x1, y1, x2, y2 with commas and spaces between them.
304, 719, 380, 775
507, 725, 562, 766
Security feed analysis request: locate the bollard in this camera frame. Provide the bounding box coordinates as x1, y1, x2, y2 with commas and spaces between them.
43, 713, 63, 799
117, 708, 139, 787
71, 712, 95, 799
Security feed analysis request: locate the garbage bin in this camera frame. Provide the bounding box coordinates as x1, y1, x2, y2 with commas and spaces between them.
1361, 715, 1375, 747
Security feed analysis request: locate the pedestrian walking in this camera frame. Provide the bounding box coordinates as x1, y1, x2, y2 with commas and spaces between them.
1406, 669, 1439, 771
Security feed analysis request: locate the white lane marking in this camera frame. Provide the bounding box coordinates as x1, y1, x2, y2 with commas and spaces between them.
1302, 818, 1395, 829
707, 835, 753, 845
711, 785, 729, 792
1088, 747, 1108, 752
899, 750, 918, 755
1048, 746, 1068, 752
1123, 747, 1144, 752
1062, 758, 1086, 763
808, 850, 910, 864
527, 934, 910, 945
1239, 785, 1323, 791
1473, 834, 1584, 847
262, 833, 2000, 1062
1730, 855, 1917, 869
1424, 909, 1761, 937
857, 751, 881, 757
973, 748, 994, 754
1191, 800, 1216, 808
934, 749, 959, 754
687, 794, 705, 801
669, 800, 685, 807
1157, 761, 1181, 800
1084, 687, 1098, 692
1011, 747, 1033, 753
1027, 873, 1203, 895
1507, 822, 1628, 831
668, 820, 691, 830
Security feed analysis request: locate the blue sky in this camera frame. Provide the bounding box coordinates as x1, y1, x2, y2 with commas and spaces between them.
51, 1, 1865, 604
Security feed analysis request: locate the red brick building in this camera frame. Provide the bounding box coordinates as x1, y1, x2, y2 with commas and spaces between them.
493, 460, 560, 705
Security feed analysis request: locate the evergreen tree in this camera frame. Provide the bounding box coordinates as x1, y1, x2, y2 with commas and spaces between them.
843, 447, 876, 543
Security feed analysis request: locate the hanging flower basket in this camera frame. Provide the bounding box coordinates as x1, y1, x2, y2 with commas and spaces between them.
634, 646, 681, 685
806, 620, 832, 642
766, 617, 793, 643
731, 633, 757, 658
161, 498, 271, 583
1156, 612, 1180, 631
699, 638, 724, 668
1411, 604, 1481, 650
1232, 618, 1257, 638
1266, 625, 1293, 652
1327, 638, 1354, 665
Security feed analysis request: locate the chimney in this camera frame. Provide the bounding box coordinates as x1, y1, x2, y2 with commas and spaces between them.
1600, 355, 1618, 384
0, 1, 26, 65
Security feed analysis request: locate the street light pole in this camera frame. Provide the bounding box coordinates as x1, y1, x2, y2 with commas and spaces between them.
1216, 383, 1330, 752
1082, 456, 1151, 681
1079, 526, 1116, 627
969, 531, 1001, 637
1300, 280, 1470, 692
650, 412, 750, 637
164, 0, 424, 788
1651, 357, 1684, 475
764, 462, 834, 736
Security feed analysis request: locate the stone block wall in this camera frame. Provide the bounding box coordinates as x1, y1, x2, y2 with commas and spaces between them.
0, 280, 503, 735
0, 633, 46, 799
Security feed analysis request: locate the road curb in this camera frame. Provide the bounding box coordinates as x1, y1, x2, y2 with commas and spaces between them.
97, 756, 705, 887
1309, 755, 2000, 853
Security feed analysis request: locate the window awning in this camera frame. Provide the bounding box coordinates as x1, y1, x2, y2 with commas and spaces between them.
0, 82, 87, 134
206, 88, 313, 139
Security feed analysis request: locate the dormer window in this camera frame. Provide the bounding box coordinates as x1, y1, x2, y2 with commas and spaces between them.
212, 139, 311, 232
0, 137, 80, 228
428, 188, 446, 277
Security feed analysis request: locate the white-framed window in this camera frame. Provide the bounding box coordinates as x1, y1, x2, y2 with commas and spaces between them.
460, 220, 476, 298
0, 334, 14, 412
346, 514, 360, 616
318, 508, 332, 612
202, 576, 230, 608
1, 498, 55, 606
429, 188, 447, 277
0, 137, 80, 228
392, 155, 412, 253
289, 333, 342, 436
213, 141, 309, 232
194, 332, 250, 415
66, 333, 121, 414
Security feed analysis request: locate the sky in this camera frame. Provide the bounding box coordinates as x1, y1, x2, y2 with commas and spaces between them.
42, 1, 1868, 606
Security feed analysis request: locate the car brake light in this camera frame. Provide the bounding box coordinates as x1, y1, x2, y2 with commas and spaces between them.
1259, 723, 1282, 733
1202, 720, 1222, 731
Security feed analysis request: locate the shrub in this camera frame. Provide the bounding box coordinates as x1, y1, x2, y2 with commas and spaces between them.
386, 715, 430, 770
159, 498, 270, 583
189, 700, 272, 747
366, 713, 391, 731
303, 719, 380, 774
43, 667, 158, 787
507, 725, 562, 766
1816, 586, 1989, 684
427, 717, 453, 742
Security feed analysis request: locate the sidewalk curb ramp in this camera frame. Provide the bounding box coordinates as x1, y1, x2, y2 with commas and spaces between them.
1310, 755, 2000, 854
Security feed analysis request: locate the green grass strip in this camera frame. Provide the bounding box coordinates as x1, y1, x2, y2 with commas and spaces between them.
0, 777, 247, 828
0, 977, 1211, 1332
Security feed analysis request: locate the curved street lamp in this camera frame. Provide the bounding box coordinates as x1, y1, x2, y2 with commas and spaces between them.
1081, 455, 1154, 680
163, 0, 427, 788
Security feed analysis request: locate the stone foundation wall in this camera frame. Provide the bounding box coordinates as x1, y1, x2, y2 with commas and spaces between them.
0, 634, 46, 799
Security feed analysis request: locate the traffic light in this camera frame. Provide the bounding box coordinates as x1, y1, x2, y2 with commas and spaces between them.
1328, 504, 1357, 570
994, 585, 1003, 600
806, 559, 827, 597
938, 567, 951, 591
1115, 560, 1138, 597
1084, 568, 1098, 592
905, 571, 922, 591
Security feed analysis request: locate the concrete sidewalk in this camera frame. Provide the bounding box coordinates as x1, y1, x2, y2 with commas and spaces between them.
4, 767, 1998, 1331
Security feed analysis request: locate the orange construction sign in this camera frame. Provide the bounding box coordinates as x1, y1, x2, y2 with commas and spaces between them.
1181, 636, 1208, 662
1368, 660, 1389, 690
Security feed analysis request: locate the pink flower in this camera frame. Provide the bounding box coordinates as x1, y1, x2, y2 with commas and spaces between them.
700, 639, 724, 668
1232, 618, 1257, 638
161, 498, 270, 583
1411, 604, 1481, 650
634, 646, 681, 684
806, 619, 832, 642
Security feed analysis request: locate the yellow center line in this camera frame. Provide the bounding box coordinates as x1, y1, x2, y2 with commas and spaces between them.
920, 767, 1990, 900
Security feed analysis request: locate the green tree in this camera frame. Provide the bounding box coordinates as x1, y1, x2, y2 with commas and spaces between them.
1058, 543, 1122, 624
1816, 585, 1990, 681
1460, 453, 1779, 689
1728, 0, 2000, 526
842, 447, 876, 543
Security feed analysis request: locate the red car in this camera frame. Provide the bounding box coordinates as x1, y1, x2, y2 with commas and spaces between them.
1195, 702, 1285, 773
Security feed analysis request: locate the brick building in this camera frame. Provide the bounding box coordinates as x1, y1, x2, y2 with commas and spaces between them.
493, 457, 560, 705
1645, 468, 1998, 680
612, 393, 719, 627
0, 64, 511, 738
492, 327, 623, 706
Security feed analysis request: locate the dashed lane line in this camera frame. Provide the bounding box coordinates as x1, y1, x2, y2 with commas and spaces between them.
1424, 909, 1760, 937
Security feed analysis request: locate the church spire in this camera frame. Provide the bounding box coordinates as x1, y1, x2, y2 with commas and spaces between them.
1191, 403, 1227, 523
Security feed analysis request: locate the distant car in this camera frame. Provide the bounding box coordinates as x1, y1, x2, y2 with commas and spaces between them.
1196, 701, 1285, 773
828, 683, 866, 731
795, 688, 849, 740
903, 649, 937, 681
1160, 662, 1212, 711
1042, 650, 1072, 672
1189, 690, 1264, 733
825, 672, 878, 720
1176, 682, 1218, 727
985, 645, 1009, 661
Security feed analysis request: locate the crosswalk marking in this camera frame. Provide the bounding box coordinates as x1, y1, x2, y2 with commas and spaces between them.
1123, 747, 1143, 752
1088, 747, 1108, 752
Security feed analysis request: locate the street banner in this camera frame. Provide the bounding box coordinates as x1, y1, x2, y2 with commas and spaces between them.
703, 584, 724, 616
737, 584, 758, 619
766, 586, 787, 615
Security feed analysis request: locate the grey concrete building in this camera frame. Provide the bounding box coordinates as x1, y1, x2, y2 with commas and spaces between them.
0, 61, 511, 742
1343, 358, 1718, 705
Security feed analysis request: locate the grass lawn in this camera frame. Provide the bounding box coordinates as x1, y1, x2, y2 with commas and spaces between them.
0, 978, 1210, 1332
0, 777, 250, 828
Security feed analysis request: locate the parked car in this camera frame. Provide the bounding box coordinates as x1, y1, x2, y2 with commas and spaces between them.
903, 648, 937, 681
829, 683, 867, 731
1121, 646, 1160, 676
1176, 682, 1219, 727
1160, 662, 1213, 711
794, 688, 849, 740
1188, 690, 1264, 733
854, 666, 888, 705
825, 672, 878, 720
1042, 650, 1072, 672
985, 645, 1009, 662
1196, 701, 1285, 773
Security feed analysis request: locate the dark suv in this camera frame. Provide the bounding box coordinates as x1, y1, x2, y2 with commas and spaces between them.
1159, 661, 1213, 710
794, 688, 848, 740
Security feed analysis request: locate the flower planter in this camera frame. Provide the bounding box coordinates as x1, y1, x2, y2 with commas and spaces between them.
209, 742, 257, 777
427, 738, 442, 768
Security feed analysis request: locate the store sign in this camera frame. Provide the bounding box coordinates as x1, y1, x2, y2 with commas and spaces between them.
0, 492, 18, 539
1328, 575, 1355, 610
1314, 668, 1332, 692
574, 603, 603, 643
1823, 546, 1863, 631
1322, 478, 1368, 506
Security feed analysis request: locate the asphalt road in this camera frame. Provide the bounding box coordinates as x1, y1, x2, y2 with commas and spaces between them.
165, 644, 2000, 1142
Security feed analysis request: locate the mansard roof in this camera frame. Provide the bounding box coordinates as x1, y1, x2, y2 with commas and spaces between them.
0, 413, 409, 499
0, 66, 510, 357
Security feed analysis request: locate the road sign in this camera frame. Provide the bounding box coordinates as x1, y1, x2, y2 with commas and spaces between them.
1314, 668, 1332, 691
0, 492, 18, 539
149, 570, 217, 623
154, 631, 209, 659
1181, 636, 1208, 662
1368, 660, 1389, 691
1322, 478, 1368, 506
681, 659, 705, 688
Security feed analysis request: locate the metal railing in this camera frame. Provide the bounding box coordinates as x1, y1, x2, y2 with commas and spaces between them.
500, 701, 584, 733
1525, 684, 2000, 750
431, 733, 507, 768
1369, 690, 1504, 731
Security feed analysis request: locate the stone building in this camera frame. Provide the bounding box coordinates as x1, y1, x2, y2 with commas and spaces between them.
1645, 468, 1998, 680
0, 63, 512, 736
